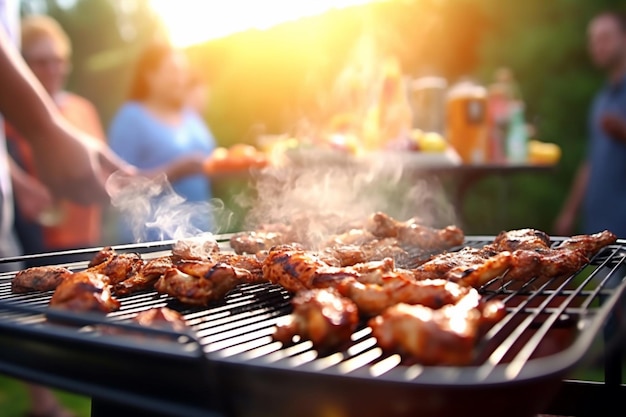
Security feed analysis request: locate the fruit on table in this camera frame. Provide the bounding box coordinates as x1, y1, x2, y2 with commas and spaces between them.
415, 131, 447, 153
528, 140, 561, 165
203, 144, 268, 174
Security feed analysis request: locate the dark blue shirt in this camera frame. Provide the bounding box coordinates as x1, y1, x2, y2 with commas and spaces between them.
583, 76, 626, 237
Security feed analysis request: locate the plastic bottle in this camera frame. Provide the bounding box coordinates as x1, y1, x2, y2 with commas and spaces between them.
505, 101, 528, 164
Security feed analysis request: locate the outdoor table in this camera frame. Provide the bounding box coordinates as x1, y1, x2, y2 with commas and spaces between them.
405, 163, 557, 226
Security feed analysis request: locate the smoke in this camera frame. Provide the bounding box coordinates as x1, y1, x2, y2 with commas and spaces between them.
106, 172, 233, 243
238, 153, 456, 249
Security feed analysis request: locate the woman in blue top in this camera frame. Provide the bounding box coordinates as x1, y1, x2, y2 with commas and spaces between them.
109, 42, 216, 243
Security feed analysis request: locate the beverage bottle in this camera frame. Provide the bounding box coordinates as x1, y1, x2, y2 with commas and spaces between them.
486, 83, 509, 163
446, 80, 488, 164
410, 76, 448, 134
505, 101, 528, 164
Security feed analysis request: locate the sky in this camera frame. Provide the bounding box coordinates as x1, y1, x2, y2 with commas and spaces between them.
148, 0, 381, 47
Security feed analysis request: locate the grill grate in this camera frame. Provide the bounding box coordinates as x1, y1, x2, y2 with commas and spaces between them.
0, 236, 625, 389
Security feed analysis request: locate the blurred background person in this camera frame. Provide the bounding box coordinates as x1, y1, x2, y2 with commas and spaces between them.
108, 42, 216, 243
555, 11, 626, 237
187, 71, 210, 115
7, 15, 106, 261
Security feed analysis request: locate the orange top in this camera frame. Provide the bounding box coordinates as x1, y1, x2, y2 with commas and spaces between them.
8, 92, 105, 250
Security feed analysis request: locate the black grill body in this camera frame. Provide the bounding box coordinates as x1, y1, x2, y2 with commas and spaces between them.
0, 236, 625, 417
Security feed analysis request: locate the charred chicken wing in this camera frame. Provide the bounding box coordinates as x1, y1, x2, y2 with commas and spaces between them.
50, 271, 120, 313
365, 212, 465, 251
11, 266, 73, 293
491, 229, 617, 281
274, 288, 358, 350
171, 238, 220, 261
155, 260, 253, 306
370, 290, 506, 365
133, 307, 188, 332
411, 247, 512, 288
114, 256, 173, 295
86, 252, 143, 285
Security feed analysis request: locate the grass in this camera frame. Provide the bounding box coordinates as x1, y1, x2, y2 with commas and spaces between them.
0, 375, 90, 417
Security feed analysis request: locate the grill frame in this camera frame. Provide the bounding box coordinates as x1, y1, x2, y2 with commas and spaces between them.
0, 235, 625, 417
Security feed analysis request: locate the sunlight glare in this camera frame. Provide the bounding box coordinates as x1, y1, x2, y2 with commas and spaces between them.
149, 0, 380, 47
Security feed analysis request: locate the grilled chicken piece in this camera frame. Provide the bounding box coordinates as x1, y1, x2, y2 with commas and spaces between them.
133, 307, 188, 332
411, 247, 513, 288
50, 271, 120, 313
11, 266, 73, 293
326, 238, 411, 267
263, 245, 359, 292
171, 237, 220, 261
339, 275, 476, 316
263, 246, 474, 316
370, 291, 506, 365
230, 231, 287, 254
491, 229, 617, 281
210, 253, 265, 282
88, 246, 116, 268
114, 256, 173, 295
365, 212, 465, 250
155, 260, 253, 306
555, 230, 617, 258
490, 228, 551, 252
86, 252, 143, 285
274, 288, 358, 350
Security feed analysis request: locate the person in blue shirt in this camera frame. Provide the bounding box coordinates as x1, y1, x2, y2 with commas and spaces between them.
556, 11, 626, 238
109, 42, 216, 243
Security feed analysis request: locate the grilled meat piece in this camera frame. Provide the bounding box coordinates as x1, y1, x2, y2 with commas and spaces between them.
326, 238, 411, 267
11, 266, 73, 293
155, 260, 253, 306
492, 229, 617, 281
210, 253, 265, 282
114, 256, 173, 296
171, 238, 220, 261
86, 252, 143, 285
133, 307, 188, 332
365, 212, 465, 250
370, 291, 506, 365
274, 288, 358, 350
230, 222, 297, 254
262, 245, 358, 292
339, 275, 476, 316
50, 271, 120, 313
555, 230, 617, 258
412, 247, 513, 288
263, 246, 475, 316
88, 246, 116, 268
230, 231, 287, 254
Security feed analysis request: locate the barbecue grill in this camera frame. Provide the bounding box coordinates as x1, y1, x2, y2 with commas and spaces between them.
0, 235, 625, 417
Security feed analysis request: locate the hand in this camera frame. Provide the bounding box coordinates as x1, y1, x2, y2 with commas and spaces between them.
145, 153, 207, 182
12, 174, 53, 222
600, 113, 626, 142
30, 125, 137, 205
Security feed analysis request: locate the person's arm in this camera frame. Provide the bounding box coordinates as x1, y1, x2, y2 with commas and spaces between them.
8, 157, 53, 222
0, 28, 134, 205
554, 161, 590, 236
142, 154, 206, 182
